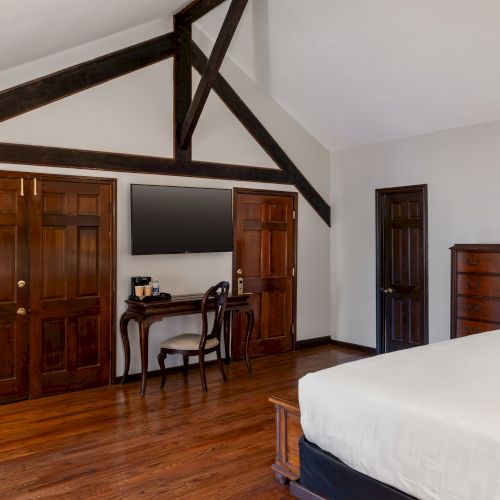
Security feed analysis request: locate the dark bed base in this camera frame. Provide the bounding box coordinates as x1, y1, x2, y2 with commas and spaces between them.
294, 437, 418, 500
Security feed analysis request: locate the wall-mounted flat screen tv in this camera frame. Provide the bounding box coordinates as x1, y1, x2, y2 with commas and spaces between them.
130, 184, 233, 255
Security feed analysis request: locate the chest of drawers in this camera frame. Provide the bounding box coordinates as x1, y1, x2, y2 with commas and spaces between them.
451, 244, 500, 338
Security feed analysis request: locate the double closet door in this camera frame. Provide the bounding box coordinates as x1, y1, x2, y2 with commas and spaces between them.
0, 172, 115, 404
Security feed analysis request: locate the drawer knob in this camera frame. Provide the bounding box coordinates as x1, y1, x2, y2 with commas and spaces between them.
466, 258, 480, 266
466, 281, 480, 290
465, 327, 481, 335
467, 304, 480, 313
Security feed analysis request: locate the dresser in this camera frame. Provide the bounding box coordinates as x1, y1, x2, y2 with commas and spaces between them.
450, 244, 500, 338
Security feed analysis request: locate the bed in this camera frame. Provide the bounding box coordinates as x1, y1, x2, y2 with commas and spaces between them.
296, 331, 500, 500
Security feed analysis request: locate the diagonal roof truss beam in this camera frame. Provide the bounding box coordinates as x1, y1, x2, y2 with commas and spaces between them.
0, 33, 176, 122
175, 0, 228, 25
191, 42, 331, 226
179, 0, 248, 150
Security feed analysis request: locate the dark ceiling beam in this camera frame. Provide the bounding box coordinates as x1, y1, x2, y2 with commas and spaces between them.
0, 142, 290, 184
191, 42, 331, 226
175, 0, 228, 25
0, 33, 176, 122
173, 20, 192, 160
179, 0, 248, 149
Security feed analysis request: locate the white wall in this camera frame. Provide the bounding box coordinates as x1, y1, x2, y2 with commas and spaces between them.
331, 119, 500, 348
0, 21, 331, 375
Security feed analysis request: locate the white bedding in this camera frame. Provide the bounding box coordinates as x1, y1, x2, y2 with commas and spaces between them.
299, 331, 500, 500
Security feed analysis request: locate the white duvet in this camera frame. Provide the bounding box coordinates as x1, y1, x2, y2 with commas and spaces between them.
299, 331, 500, 500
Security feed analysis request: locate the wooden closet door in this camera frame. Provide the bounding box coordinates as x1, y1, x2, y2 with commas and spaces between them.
28, 178, 113, 397
0, 177, 29, 403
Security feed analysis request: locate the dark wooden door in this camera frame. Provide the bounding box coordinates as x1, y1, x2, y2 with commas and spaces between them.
0, 177, 29, 403
232, 189, 296, 359
28, 178, 113, 397
376, 185, 428, 352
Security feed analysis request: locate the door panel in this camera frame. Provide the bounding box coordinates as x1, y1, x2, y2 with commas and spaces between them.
29, 178, 112, 398
233, 190, 296, 358
378, 186, 428, 352
0, 177, 28, 403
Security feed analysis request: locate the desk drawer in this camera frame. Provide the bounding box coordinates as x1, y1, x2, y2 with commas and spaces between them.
457, 274, 500, 297
456, 319, 500, 337
457, 251, 500, 274
457, 297, 500, 322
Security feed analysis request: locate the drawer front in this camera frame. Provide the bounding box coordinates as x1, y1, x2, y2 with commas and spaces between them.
456, 251, 500, 274
457, 274, 500, 297
456, 319, 500, 338
457, 297, 500, 322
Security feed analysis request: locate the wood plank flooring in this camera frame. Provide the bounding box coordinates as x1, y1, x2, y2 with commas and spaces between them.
0, 345, 369, 499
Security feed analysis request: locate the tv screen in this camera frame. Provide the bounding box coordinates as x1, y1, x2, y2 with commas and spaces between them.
130, 184, 233, 255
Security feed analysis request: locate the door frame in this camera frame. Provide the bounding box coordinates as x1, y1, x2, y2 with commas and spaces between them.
232, 187, 298, 351
0, 169, 117, 386
375, 184, 428, 354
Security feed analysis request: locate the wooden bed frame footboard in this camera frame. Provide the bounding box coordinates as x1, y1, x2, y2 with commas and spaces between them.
270, 395, 417, 500
269, 395, 303, 484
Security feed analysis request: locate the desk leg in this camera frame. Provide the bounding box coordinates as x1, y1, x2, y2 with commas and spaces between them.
244, 309, 254, 374
119, 314, 132, 385
139, 321, 151, 397
223, 311, 231, 364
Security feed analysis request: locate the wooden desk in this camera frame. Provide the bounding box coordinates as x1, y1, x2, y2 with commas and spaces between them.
119, 294, 254, 396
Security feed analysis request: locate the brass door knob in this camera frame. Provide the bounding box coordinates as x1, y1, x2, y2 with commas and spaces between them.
17, 308, 27, 316
17, 280, 26, 288
236, 268, 243, 275
382, 288, 394, 294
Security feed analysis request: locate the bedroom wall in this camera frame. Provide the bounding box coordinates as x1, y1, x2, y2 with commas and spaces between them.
0, 20, 331, 375
331, 119, 500, 347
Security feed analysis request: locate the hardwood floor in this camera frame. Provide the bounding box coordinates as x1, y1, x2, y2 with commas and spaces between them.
0, 345, 369, 499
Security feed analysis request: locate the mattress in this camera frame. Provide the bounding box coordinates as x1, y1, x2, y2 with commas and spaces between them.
299, 331, 500, 500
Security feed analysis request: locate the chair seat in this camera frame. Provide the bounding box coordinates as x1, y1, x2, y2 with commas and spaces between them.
160, 333, 219, 351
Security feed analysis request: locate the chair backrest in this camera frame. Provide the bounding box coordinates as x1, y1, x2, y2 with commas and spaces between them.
200, 281, 230, 348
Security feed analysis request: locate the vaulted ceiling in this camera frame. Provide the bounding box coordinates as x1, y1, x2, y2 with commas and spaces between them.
3, 0, 500, 151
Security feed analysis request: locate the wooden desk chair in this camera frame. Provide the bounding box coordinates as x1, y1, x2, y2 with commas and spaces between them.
158, 281, 229, 392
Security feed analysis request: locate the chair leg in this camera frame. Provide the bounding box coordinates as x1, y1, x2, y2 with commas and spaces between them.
216, 346, 226, 382
183, 355, 189, 376
158, 349, 167, 388
199, 353, 208, 392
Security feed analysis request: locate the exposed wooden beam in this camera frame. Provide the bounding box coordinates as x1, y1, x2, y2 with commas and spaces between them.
191, 42, 331, 226
175, 0, 228, 25
0, 142, 291, 184
173, 20, 192, 160
0, 33, 176, 122
179, 0, 248, 149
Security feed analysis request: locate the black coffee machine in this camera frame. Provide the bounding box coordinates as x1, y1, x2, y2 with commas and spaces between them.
130, 276, 151, 296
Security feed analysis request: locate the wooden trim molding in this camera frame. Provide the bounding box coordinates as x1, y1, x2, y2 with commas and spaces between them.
0, 33, 176, 122
114, 358, 221, 385
191, 42, 331, 226
295, 336, 332, 350
0, 142, 291, 184
330, 339, 377, 354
